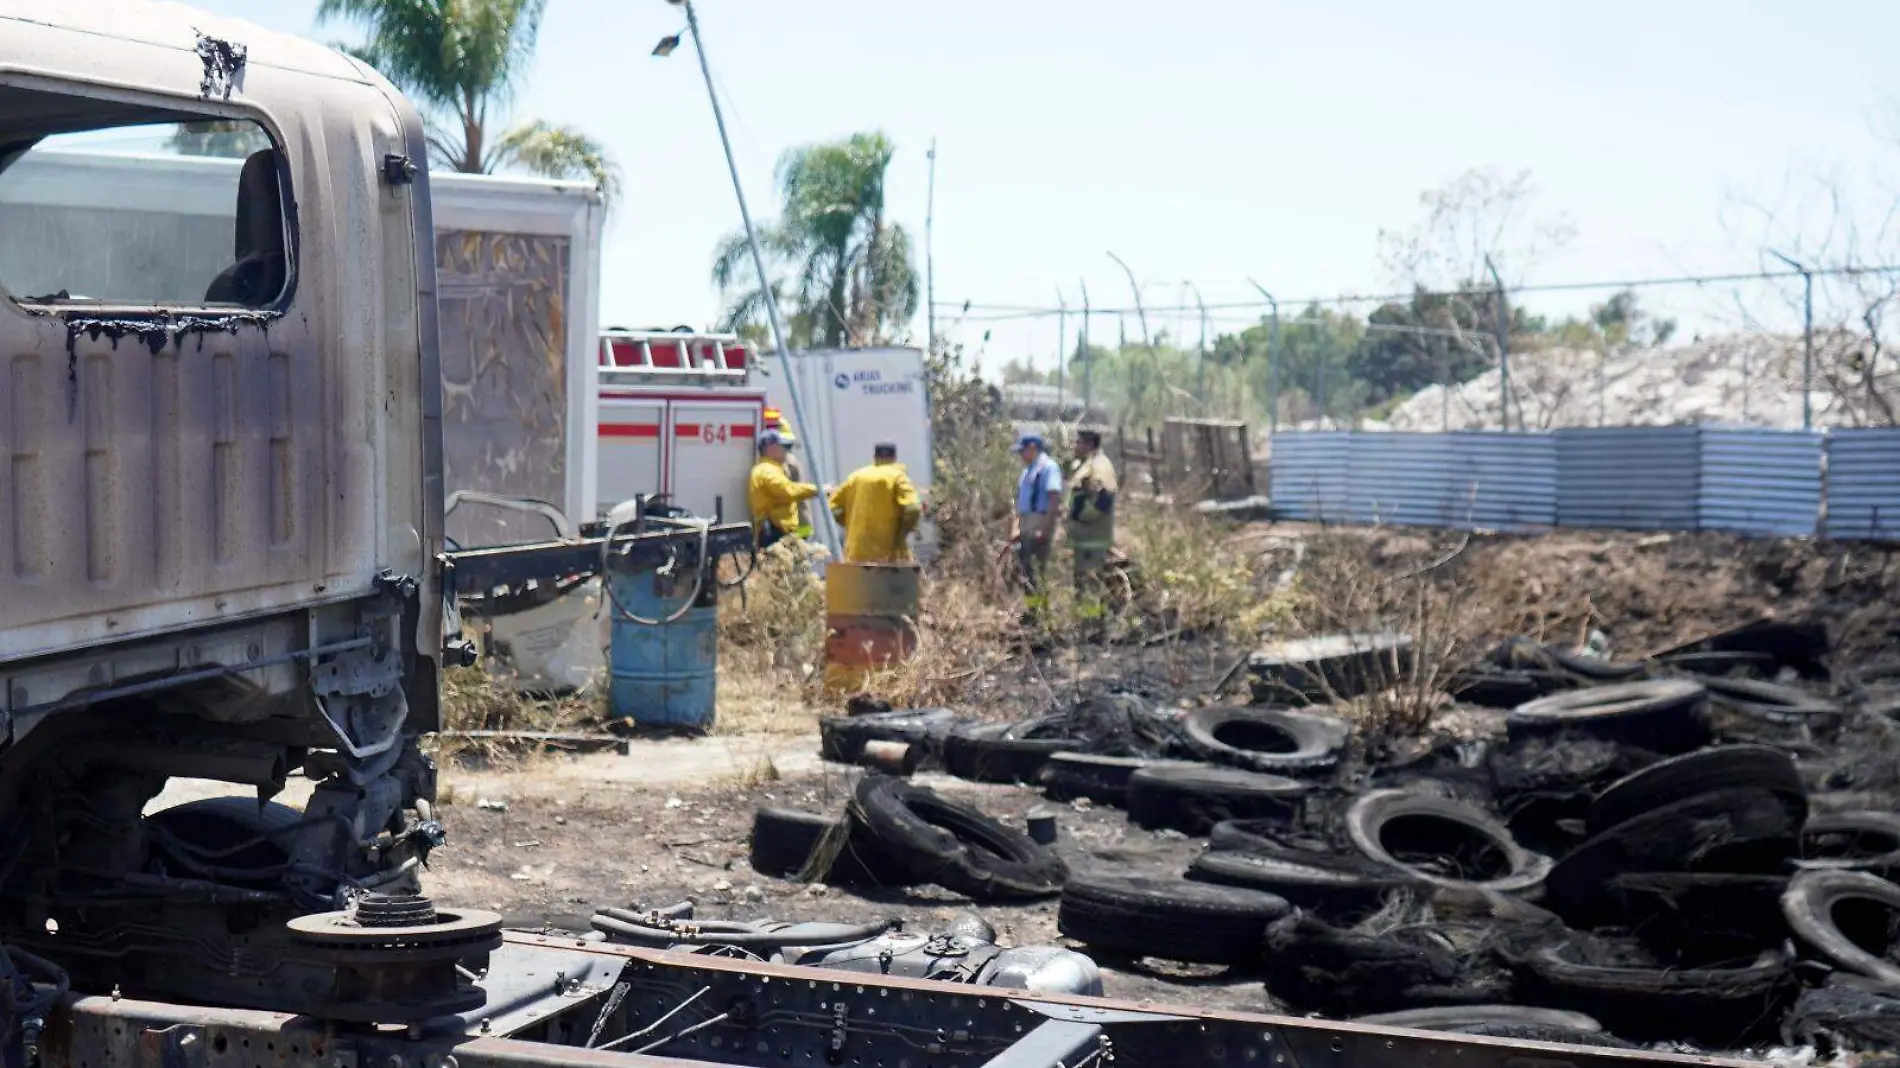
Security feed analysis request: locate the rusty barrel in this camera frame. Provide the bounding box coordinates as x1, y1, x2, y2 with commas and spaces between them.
824, 562, 921, 691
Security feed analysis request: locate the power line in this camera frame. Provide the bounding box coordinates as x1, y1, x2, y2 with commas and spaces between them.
935, 263, 1900, 321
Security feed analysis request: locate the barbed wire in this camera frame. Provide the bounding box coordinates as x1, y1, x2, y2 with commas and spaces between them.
935, 263, 1900, 323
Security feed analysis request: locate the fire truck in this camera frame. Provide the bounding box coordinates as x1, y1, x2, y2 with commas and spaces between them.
594, 328, 768, 523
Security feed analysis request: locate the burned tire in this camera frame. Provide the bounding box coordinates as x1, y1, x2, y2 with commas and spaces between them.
850, 776, 1066, 900
1208, 820, 1329, 855
1040, 752, 1163, 805
1263, 913, 1511, 1015
146, 797, 308, 890
818, 708, 960, 764
1056, 873, 1288, 966
1799, 812, 1900, 876
1658, 650, 1779, 678
1515, 937, 1795, 1046
1178, 706, 1348, 776
1346, 789, 1551, 893
1604, 872, 1790, 958
1782, 870, 1900, 986
1187, 848, 1416, 916
1507, 678, 1709, 753
1350, 1005, 1603, 1035
1126, 765, 1305, 836
1702, 676, 1841, 725
1543, 647, 1648, 683
942, 719, 1073, 784
748, 808, 908, 887
1446, 668, 1571, 710
1587, 744, 1806, 836
1545, 788, 1802, 926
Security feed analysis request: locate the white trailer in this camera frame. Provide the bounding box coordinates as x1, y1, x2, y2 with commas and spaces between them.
759, 347, 937, 560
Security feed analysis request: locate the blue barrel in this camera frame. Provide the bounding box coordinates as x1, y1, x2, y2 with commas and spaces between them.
608, 570, 717, 730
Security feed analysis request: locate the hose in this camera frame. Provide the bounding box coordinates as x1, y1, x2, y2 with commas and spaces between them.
598, 514, 711, 627
589, 909, 897, 950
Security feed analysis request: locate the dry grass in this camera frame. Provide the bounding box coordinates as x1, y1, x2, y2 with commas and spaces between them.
433, 665, 601, 764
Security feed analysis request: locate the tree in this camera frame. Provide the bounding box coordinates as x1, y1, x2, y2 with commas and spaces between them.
165, 120, 271, 159
711, 132, 918, 348
318, 0, 620, 204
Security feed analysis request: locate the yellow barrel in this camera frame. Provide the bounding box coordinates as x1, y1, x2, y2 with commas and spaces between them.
824, 562, 922, 691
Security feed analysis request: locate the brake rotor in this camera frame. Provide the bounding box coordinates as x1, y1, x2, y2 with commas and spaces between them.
284, 894, 502, 1022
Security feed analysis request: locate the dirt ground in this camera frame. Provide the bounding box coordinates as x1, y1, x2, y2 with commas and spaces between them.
407, 522, 1900, 1024
423, 762, 1258, 1011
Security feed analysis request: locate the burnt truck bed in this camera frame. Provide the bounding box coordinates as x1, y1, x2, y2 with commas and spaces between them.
45, 930, 1753, 1068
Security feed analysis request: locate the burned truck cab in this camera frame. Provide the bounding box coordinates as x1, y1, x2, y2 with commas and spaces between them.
0, 0, 447, 1002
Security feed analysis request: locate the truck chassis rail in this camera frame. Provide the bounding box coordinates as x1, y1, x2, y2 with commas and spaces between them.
44, 930, 1752, 1068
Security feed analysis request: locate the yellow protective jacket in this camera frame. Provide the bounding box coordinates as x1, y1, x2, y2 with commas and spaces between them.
829, 461, 922, 563
1065, 452, 1119, 551
749, 458, 819, 539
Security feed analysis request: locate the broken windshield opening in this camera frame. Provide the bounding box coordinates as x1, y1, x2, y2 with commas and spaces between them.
0, 85, 291, 311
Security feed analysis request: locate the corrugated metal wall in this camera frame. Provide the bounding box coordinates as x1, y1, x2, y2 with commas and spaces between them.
1701, 429, 1823, 537
1265, 433, 1351, 522
1555, 426, 1701, 531
1825, 429, 1900, 539
1266, 427, 1900, 540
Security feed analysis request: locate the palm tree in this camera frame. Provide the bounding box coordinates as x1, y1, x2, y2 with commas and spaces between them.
318, 0, 620, 204
712, 132, 918, 348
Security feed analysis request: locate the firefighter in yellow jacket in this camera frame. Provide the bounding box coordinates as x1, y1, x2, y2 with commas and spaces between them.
748, 429, 820, 549
829, 442, 923, 563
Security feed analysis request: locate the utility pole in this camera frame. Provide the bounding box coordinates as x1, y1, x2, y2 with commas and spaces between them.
1248, 279, 1279, 434
1769, 249, 1815, 430
1485, 255, 1510, 432
1106, 251, 1151, 346
1056, 287, 1068, 413
670, 0, 839, 555
1188, 281, 1208, 409
924, 139, 937, 357
1079, 279, 1093, 416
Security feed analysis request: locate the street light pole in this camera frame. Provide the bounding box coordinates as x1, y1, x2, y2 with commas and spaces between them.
1188, 280, 1208, 409
925, 138, 937, 357
665, 0, 839, 556
1769, 249, 1815, 431
1248, 279, 1279, 434
1079, 279, 1093, 416
1056, 287, 1068, 413
1106, 251, 1151, 347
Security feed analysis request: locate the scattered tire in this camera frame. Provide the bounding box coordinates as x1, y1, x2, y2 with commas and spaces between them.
1586, 744, 1807, 835
1546, 788, 1803, 926
1657, 650, 1779, 678
1702, 676, 1841, 725
1350, 1005, 1603, 1035
1187, 848, 1416, 916
1039, 752, 1164, 805
1446, 668, 1571, 710
1507, 679, 1709, 752
849, 776, 1066, 900
1799, 812, 1900, 876
1447, 1023, 1637, 1049
1782, 869, 1900, 986
1262, 913, 1511, 1015
748, 807, 908, 886
1248, 632, 1413, 702
818, 708, 960, 764
1603, 872, 1790, 958
1783, 980, 1900, 1054
1515, 937, 1795, 1046
1207, 819, 1330, 856
1056, 873, 1288, 966
1345, 789, 1551, 893
1125, 765, 1306, 836
942, 718, 1074, 783
1542, 647, 1648, 683
1178, 706, 1348, 775
146, 797, 307, 890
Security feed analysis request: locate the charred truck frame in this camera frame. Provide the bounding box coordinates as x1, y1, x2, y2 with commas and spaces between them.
0, 5, 1749, 1068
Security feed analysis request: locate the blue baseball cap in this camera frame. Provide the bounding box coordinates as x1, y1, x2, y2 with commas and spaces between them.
1014, 433, 1045, 452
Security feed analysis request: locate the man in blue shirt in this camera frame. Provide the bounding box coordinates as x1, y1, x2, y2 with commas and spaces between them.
1010, 433, 1064, 610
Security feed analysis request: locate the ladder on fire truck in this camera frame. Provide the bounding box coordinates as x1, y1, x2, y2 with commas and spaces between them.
598, 328, 750, 383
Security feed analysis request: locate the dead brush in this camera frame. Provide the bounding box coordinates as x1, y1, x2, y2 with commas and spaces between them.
433, 665, 600, 765
1282, 531, 1496, 741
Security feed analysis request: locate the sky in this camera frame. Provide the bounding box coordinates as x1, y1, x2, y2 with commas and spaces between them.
189, 0, 1900, 372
